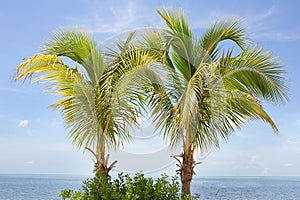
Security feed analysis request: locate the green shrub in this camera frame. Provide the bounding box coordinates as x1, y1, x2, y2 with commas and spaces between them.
60, 172, 200, 199
60, 172, 184, 200
59, 189, 73, 200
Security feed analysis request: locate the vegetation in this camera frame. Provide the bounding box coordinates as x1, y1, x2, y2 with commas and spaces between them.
59, 173, 199, 200
134, 8, 288, 197
16, 7, 288, 199
15, 31, 141, 178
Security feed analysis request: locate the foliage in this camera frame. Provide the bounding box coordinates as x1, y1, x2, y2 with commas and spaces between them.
59, 189, 73, 200
130, 8, 289, 196
15, 31, 142, 176
60, 173, 200, 200
145, 8, 288, 151
17, 7, 288, 198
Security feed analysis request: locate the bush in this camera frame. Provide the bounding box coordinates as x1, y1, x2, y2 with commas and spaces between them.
60, 172, 184, 200
60, 172, 200, 199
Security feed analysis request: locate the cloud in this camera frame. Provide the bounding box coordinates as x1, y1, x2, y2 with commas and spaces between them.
17, 120, 29, 128
253, 5, 276, 22
65, 1, 143, 34
247, 155, 260, 169
262, 167, 269, 174
189, 5, 273, 30
64, 1, 299, 43
285, 163, 293, 167
25, 161, 34, 165
47, 144, 73, 152
189, 9, 240, 30
247, 5, 300, 41
253, 32, 300, 41
191, 4, 299, 42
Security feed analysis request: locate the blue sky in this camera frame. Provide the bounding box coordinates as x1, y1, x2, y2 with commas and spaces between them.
1, 0, 300, 176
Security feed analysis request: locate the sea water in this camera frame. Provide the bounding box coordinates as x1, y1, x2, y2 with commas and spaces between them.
0, 174, 299, 200
192, 176, 300, 200
0, 174, 86, 200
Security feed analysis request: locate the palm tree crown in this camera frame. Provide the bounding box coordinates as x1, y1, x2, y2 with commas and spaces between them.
16, 30, 140, 177
137, 8, 288, 196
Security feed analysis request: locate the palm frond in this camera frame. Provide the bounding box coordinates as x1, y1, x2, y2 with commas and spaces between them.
43, 30, 104, 84
221, 45, 289, 104
16, 54, 79, 98
157, 8, 192, 38
157, 8, 198, 81
43, 30, 93, 63
200, 18, 247, 62
225, 92, 278, 132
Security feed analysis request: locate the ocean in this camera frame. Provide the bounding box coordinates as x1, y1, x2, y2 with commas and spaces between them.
192, 176, 300, 200
0, 174, 85, 200
0, 174, 299, 200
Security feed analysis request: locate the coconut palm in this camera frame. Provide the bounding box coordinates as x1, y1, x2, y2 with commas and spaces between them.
138, 8, 288, 196
15, 30, 140, 178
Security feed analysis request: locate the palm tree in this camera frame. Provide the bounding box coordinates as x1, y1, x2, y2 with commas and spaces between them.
15, 30, 140, 178
139, 8, 288, 196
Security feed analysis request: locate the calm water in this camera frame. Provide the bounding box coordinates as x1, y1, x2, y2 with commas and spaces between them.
0, 174, 86, 200
192, 176, 300, 200
0, 174, 299, 199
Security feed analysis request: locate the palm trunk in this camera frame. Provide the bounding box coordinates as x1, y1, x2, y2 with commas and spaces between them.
181, 146, 194, 197
95, 140, 110, 179
95, 151, 109, 178
85, 147, 117, 179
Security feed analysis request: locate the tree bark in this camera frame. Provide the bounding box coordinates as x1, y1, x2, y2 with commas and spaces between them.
181, 146, 194, 198
94, 153, 117, 179
95, 161, 109, 178
95, 151, 109, 178
86, 147, 115, 179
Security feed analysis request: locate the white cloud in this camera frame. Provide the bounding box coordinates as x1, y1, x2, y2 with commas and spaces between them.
47, 144, 73, 152
17, 120, 29, 128
190, 4, 299, 42
253, 32, 300, 41
247, 5, 300, 41
248, 155, 260, 169
25, 161, 34, 165
63, 1, 300, 43
285, 163, 293, 167
253, 5, 276, 22
65, 1, 140, 34
190, 10, 240, 30
262, 167, 269, 174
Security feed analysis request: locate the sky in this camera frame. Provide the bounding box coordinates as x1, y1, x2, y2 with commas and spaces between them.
0, 0, 300, 177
